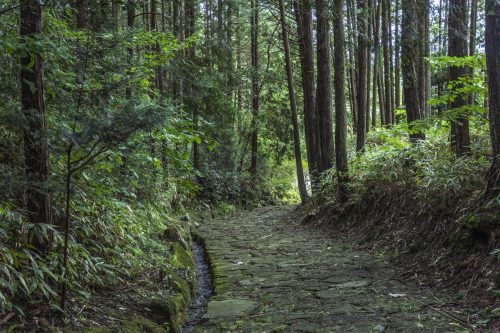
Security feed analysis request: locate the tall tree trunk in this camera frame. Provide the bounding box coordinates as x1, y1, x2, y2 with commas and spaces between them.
394, 0, 401, 109
423, 1, 431, 117
401, 0, 425, 142
249, 0, 259, 176
378, 57, 385, 124
278, 0, 308, 203
346, 0, 358, 131
185, 0, 199, 170
388, 0, 396, 122
20, 0, 52, 251
468, 0, 478, 105
416, 0, 430, 117
293, 0, 319, 182
316, 0, 335, 170
382, 0, 393, 126
151, 0, 164, 93
333, 0, 349, 202
366, 0, 373, 132
485, 0, 500, 196
372, 0, 381, 127
356, 0, 368, 151
449, 0, 471, 155
74, 0, 88, 29
437, 0, 446, 101
172, 0, 181, 98
143, 0, 149, 27
126, 0, 136, 98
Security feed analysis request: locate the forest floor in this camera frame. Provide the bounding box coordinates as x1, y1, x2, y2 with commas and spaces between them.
193, 205, 485, 332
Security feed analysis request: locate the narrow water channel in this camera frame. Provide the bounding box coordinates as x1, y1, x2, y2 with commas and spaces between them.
181, 240, 213, 333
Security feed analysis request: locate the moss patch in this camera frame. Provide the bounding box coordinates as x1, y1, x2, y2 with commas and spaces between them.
171, 242, 195, 269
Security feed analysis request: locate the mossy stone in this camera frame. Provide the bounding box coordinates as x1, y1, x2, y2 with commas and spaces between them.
171, 243, 195, 269
119, 317, 170, 333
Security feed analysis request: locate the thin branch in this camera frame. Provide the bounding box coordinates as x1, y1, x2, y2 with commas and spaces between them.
0, 4, 22, 16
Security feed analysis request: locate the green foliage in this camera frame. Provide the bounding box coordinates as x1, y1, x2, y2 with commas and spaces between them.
321, 125, 490, 207
429, 54, 487, 122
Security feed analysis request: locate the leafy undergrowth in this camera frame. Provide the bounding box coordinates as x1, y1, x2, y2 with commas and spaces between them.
298, 126, 500, 329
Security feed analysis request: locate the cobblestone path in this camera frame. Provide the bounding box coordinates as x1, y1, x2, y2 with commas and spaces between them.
194, 206, 470, 333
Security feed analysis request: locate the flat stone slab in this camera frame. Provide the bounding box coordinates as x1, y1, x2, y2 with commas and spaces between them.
194, 206, 473, 332
206, 299, 257, 318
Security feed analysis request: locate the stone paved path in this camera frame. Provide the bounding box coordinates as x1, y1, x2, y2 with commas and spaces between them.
194, 206, 471, 333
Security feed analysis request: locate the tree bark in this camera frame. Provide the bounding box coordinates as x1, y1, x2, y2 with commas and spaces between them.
366, 0, 373, 132
448, 0, 471, 155
249, 0, 259, 176
416, 0, 430, 117
185, 0, 199, 171
316, 0, 335, 170
20, 0, 52, 251
346, 0, 358, 131
394, 0, 401, 109
73, 0, 88, 29
151, 0, 164, 93
294, 0, 319, 182
401, 0, 425, 142
333, 0, 349, 202
372, 0, 381, 127
468, 0, 478, 105
278, 0, 309, 203
382, 0, 393, 126
126, 0, 135, 98
356, 0, 368, 151
485, 0, 500, 196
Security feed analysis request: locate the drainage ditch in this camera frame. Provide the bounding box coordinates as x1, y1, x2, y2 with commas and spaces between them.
181, 238, 213, 333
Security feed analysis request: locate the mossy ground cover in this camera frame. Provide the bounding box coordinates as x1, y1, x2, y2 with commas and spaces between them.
62, 235, 195, 333
195, 206, 481, 332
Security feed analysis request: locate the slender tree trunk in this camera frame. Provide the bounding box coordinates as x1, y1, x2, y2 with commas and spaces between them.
401, 0, 425, 142
372, 0, 381, 127
143, 0, 149, 26
172, 0, 180, 98
416, 0, 430, 117
20, 0, 52, 251
250, 0, 259, 176
366, 0, 373, 132
112, 0, 119, 29
356, 0, 368, 151
388, 0, 396, 122
485, 0, 500, 196
423, 1, 431, 117
278, 0, 308, 203
347, 0, 358, 131
449, 0, 471, 155
316, 0, 335, 170
378, 58, 385, 124
394, 0, 401, 109
294, 0, 319, 182
126, 0, 136, 98
185, 0, 199, 170
74, 0, 88, 29
382, 0, 393, 126
333, 0, 349, 202
151, 0, 164, 93
468, 0, 478, 105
